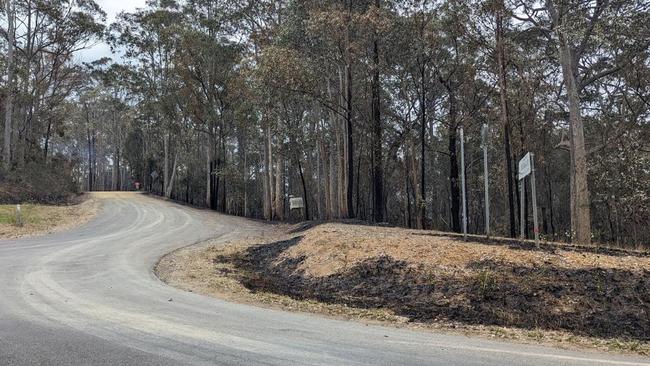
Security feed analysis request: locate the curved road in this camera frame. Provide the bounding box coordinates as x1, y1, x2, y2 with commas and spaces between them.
0, 193, 647, 366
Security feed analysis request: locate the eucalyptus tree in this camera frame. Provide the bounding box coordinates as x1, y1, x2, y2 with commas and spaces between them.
513, 0, 650, 244
1, 0, 104, 170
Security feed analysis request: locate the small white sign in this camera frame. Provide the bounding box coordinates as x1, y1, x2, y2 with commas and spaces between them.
518, 152, 532, 180
289, 197, 304, 210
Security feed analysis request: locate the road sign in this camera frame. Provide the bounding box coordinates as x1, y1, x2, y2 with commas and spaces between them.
289, 197, 304, 210
150, 171, 159, 180
518, 152, 532, 180
518, 152, 540, 247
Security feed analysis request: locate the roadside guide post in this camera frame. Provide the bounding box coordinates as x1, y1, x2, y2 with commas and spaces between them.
15, 204, 23, 227
518, 152, 539, 247
460, 127, 467, 241
482, 124, 490, 239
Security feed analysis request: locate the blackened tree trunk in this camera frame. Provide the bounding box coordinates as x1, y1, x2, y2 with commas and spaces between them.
345, 0, 355, 219
448, 93, 461, 233
496, 5, 517, 238
371, 1, 384, 222
420, 64, 427, 229
298, 159, 310, 221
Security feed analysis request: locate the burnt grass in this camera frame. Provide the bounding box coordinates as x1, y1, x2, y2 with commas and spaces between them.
217, 236, 650, 341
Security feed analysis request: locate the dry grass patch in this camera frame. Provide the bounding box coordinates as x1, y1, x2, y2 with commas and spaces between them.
157, 222, 650, 355
0, 194, 99, 239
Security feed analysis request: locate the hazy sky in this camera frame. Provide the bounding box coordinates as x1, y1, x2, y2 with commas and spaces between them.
76, 0, 147, 63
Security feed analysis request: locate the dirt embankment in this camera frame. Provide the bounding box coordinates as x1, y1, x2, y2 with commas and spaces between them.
157, 222, 650, 354
0, 193, 99, 239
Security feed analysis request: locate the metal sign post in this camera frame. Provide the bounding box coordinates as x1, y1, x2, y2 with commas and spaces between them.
482, 124, 490, 238
519, 179, 525, 240
460, 127, 467, 241
517, 152, 539, 247
530, 153, 540, 246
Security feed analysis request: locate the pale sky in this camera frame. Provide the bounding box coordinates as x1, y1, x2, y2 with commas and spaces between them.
76, 0, 148, 63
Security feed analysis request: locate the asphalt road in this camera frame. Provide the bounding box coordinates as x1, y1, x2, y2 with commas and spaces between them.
0, 192, 648, 366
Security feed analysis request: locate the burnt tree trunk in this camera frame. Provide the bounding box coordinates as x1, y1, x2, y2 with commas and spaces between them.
496, 6, 517, 238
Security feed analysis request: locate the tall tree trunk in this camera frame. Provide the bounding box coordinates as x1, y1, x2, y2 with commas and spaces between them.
206, 134, 212, 208
419, 65, 427, 229
3, 0, 15, 171
371, 0, 384, 223
265, 124, 274, 219
43, 118, 52, 161
496, 6, 517, 238
405, 156, 412, 228
243, 148, 248, 217
448, 93, 461, 233
164, 133, 170, 195
410, 139, 423, 229
560, 43, 591, 245
87, 127, 93, 191
344, 0, 355, 218
320, 140, 331, 219
165, 152, 178, 198
112, 148, 120, 191
221, 133, 228, 212
274, 153, 284, 220
298, 159, 310, 221
262, 139, 269, 219
325, 79, 338, 219
548, 0, 592, 244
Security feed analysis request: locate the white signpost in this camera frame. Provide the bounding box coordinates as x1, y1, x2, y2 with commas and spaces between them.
460, 127, 467, 241
518, 152, 539, 247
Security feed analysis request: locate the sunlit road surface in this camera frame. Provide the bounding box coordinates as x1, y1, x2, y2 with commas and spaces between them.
0, 192, 647, 366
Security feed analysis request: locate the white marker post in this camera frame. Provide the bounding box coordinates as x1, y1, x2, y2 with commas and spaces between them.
15, 204, 23, 227
482, 124, 490, 238
460, 127, 467, 241
517, 152, 539, 247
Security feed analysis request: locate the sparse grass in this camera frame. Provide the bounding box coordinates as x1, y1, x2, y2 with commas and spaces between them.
0, 204, 49, 225
475, 269, 497, 299
0, 195, 98, 239
156, 222, 650, 356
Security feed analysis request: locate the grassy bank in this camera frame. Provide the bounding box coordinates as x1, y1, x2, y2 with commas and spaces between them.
156, 222, 650, 355
0, 194, 98, 239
